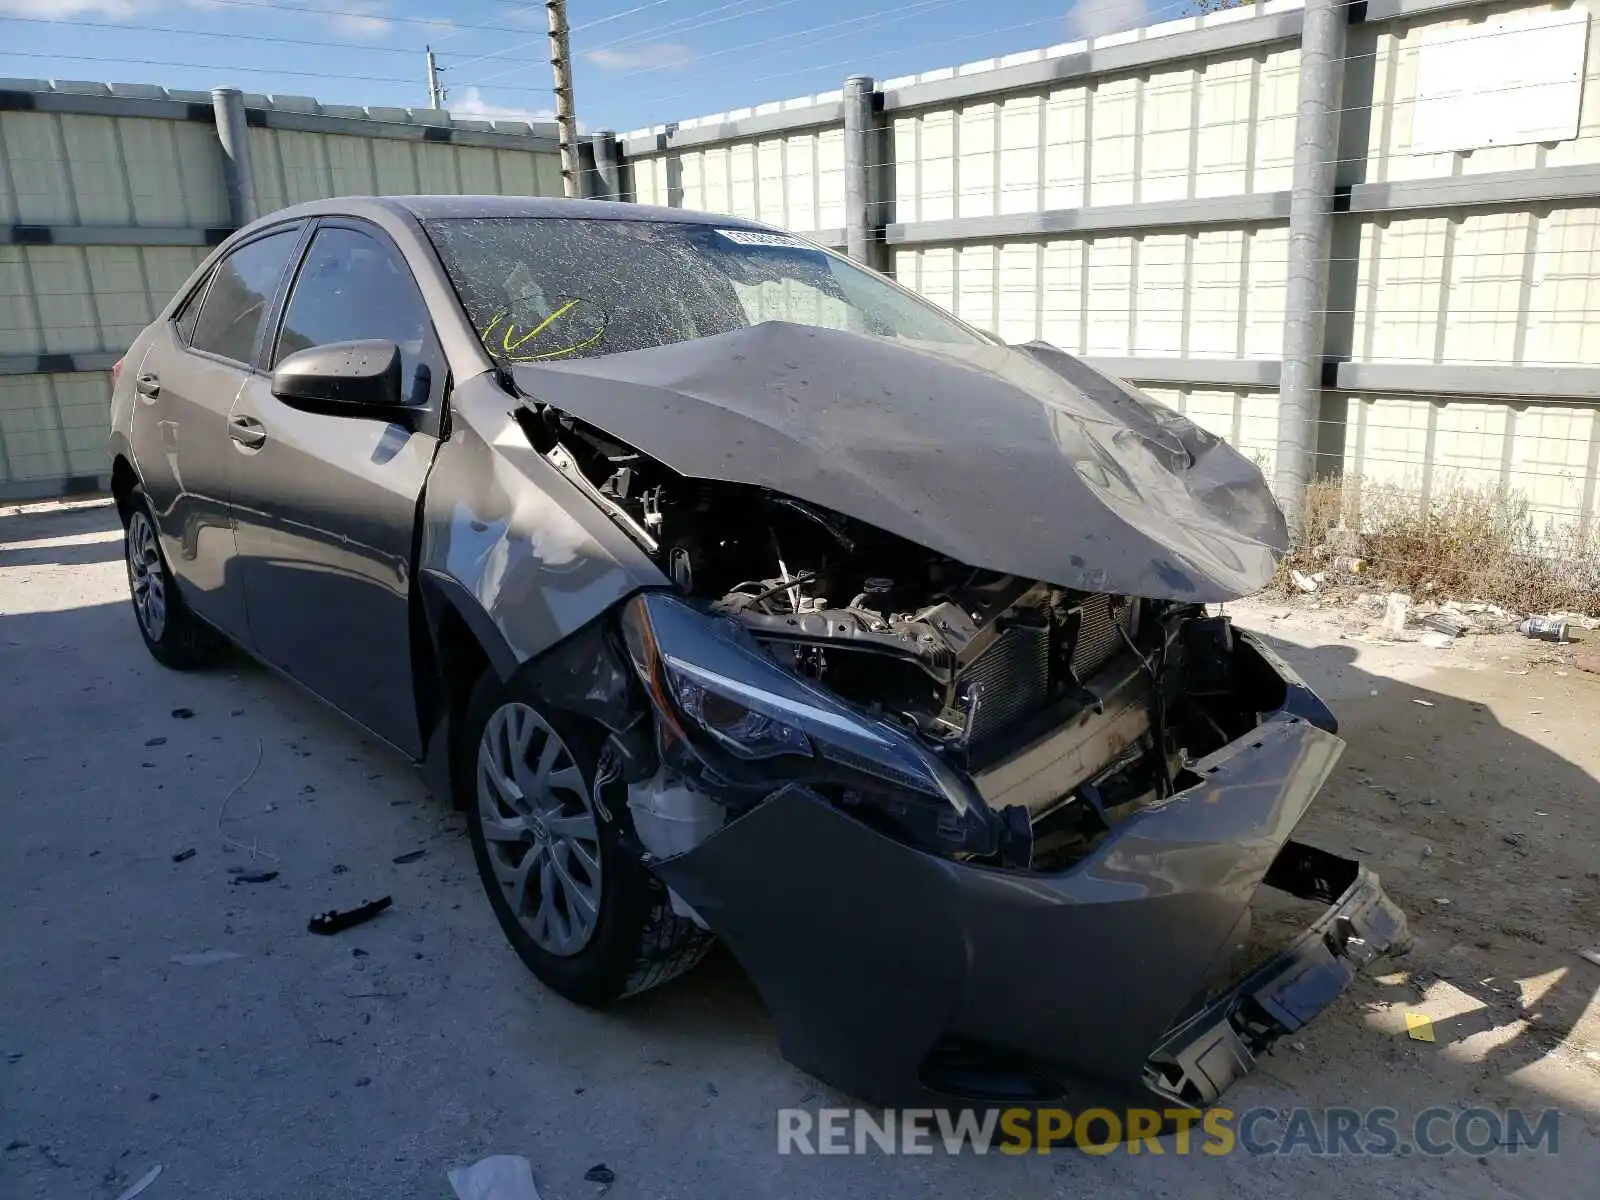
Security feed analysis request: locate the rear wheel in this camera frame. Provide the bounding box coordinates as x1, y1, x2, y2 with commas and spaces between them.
458, 669, 713, 1005
124, 487, 225, 670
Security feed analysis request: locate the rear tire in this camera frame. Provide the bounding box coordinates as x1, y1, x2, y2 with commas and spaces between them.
123, 486, 226, 670
457, 668, 712, 1006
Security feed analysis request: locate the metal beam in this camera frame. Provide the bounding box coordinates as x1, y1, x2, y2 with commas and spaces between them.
1346, 164, 1600, 215
0, 351, 121, 376
1084, 356, 1281, 390
252, 107, 561, 154
1, 225, 227, 246
881, 10, 1304, 113
1362, 0, 1499, 20
620, 102, 845, 158
888, 192, 1291, 245
1335, 362, 1600, 401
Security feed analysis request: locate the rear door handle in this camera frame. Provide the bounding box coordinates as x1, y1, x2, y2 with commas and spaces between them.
135, 373, 160, 398
228, 414, 267, 450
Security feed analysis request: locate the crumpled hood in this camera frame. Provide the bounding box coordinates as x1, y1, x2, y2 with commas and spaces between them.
510, 323, 1287, 601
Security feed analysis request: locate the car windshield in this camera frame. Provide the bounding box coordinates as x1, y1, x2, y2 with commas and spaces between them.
423, 216, 986, 363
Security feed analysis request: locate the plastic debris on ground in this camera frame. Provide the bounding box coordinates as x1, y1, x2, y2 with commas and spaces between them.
448, 1154, 541, 1200
1418, 632, 1456, 649
584, 1164, 618, 1188
1580, 950, 1600, 970
1405, 1012, 1437, 1043
1417, 612, 1471, 638
113, 1164, 162, 1200
1518, 617, 1570, 642
308, 896, 393, 935
1291, 569, 1318, 593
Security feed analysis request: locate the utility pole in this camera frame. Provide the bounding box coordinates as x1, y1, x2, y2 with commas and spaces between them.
546, 0, 580, 198
426, 46, 446, 109
1274, 0, 1348, 532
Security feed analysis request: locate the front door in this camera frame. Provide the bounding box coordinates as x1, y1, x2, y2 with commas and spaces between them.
129, 225, 304, 640
228, 221, 446, 755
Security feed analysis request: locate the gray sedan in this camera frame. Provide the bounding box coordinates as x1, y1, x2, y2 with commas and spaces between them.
108, 196, 1407, 1112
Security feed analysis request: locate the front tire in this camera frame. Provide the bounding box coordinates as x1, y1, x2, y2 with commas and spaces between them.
123, 487, 225, 670
457, 669, 712, 1006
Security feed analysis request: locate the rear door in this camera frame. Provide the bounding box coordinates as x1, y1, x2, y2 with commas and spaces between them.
228, 219, 446, 755
127, 224, 305, 640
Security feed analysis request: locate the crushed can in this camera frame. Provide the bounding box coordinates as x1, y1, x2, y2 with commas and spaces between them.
1517, 617, 1569, 642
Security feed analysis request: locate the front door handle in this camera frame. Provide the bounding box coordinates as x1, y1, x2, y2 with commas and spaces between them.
135, 373, 160, 398
228, 414, 267, 450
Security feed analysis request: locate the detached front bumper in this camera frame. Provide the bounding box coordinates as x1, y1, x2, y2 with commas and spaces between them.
656, 701, 1410, 1108
1146, 841, 1410, 1106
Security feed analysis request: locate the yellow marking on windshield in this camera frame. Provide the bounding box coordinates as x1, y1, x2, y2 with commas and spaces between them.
514, 327, 607, 361
503, 298, 579, 352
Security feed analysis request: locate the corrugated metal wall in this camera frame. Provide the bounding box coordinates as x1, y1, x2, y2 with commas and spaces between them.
0, 80, 563, 501
622, 0, 1600, 534
8, 1, 1600, 529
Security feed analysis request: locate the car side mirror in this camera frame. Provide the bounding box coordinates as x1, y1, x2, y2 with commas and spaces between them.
271, 339, 414, 426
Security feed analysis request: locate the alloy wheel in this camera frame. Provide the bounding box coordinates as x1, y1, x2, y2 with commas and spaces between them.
126, 510, 167, 642
476, 702, 603, 956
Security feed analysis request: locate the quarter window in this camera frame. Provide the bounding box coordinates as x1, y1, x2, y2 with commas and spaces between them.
188, 230, 299, 366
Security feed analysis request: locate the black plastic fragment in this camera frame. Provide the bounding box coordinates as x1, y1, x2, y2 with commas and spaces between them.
583, 1165, 616, 1186
171, 848, 196, 863
308, 896, 393, 935
232, 869, 279, 884
392, 849, 426, 864
171, 708, 196, 719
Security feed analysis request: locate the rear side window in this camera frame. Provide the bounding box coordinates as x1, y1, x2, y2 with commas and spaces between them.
189, 230, 298, 366
173, 270, 210, 345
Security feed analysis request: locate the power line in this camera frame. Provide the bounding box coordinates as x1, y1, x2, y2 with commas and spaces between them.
0, 14, 433, 58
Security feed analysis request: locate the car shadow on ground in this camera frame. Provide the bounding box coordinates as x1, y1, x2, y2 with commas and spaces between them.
0, 534, 125, 570
1240, 629, 1599, 1107
3, 503, 1594, 1122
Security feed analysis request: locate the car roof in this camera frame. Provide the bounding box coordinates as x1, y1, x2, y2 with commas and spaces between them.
256, 194, 773, 229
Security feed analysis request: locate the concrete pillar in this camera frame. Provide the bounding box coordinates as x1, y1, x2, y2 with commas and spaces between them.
843, 74, 878, 268
1274, 0, 1349, 531
211, 87, 258, 228
591, 131, 622, 201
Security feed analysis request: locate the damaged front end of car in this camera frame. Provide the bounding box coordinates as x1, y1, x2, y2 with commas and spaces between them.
601, 581, 1409, 1108
487, 327, 1411, 1108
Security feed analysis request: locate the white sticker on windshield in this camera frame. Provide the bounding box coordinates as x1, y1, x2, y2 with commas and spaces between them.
713, 228, 815, 250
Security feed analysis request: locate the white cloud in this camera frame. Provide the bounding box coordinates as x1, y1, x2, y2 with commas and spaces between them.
0, 0, 154, 15
447, 86, 556, 124
2, 0, 400, 34
312, 0, 392, 38
1064, 0, 1150, 39
500, 5, 543, 26
585, 42, 694, 71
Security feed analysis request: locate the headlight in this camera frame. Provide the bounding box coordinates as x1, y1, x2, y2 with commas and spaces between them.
662, 657, 812, 760
620, 591, 975, 807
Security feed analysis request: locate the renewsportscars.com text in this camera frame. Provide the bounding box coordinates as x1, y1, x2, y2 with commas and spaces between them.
776, 1106, 1562, 1157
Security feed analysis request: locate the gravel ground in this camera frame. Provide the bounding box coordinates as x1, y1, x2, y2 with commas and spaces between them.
1, 501, 1597, 1199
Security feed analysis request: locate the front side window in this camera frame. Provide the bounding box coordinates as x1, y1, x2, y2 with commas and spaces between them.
273, 226, 435, 404
188, 230, 299, 366
423, 217, 986, 365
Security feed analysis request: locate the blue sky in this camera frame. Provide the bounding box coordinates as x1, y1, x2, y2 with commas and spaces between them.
0, 1, 1191, 133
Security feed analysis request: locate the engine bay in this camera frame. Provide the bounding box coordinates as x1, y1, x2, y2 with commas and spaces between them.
522, 403, 1286, 866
